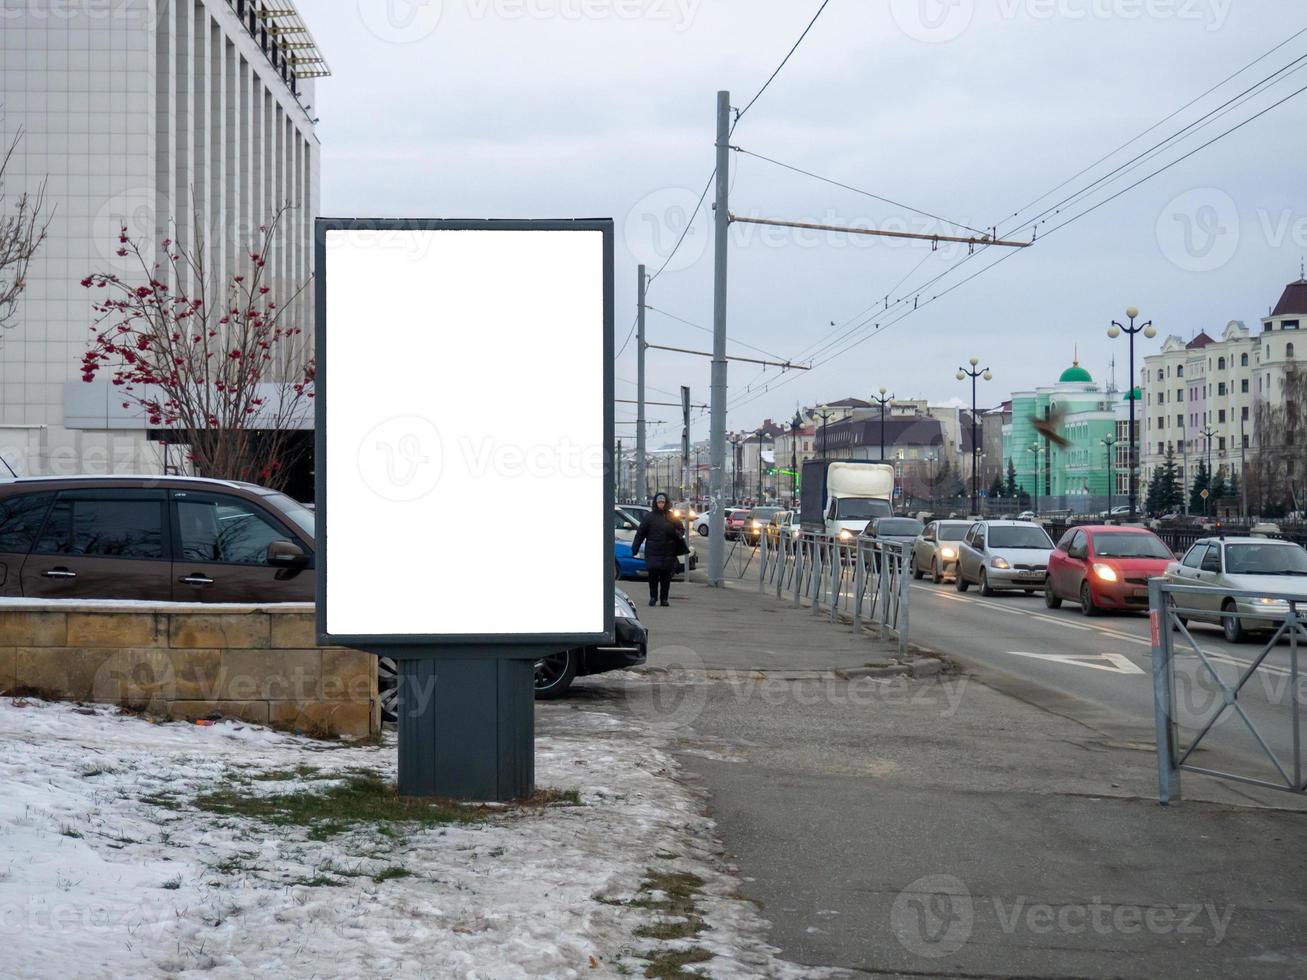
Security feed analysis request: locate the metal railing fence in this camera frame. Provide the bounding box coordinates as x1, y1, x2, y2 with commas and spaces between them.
1149, 577, 1306, 804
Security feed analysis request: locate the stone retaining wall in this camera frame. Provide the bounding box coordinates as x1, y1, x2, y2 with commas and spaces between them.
0, 602, 377, 737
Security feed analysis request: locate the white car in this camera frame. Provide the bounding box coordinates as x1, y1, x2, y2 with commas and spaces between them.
955, 520, 1055, 595
1165, 537, 1307, 641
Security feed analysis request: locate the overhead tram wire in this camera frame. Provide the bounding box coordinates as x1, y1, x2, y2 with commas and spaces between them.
999, 25, 1307, 232
733, 0, 835, 127
755, 32, 1307, 382
645, 305, 794, 363
726, 67, 1307, 414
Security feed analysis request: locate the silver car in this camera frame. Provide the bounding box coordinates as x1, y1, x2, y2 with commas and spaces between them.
956, 520, 1055, 595
911, 519, 972, 583
1166, 537, 1307, 642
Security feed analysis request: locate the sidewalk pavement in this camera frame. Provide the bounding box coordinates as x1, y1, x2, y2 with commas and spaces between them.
581, 575, 1307, 979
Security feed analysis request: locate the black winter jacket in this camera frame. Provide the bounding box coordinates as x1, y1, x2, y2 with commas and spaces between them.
631, 507, 686, 573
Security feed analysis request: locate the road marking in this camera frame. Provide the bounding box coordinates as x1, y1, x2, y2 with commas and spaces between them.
911, 583, 1296, 678
1002, 650, 1147, 675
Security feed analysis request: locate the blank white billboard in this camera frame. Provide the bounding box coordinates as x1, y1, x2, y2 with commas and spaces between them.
320, 224, 609, 642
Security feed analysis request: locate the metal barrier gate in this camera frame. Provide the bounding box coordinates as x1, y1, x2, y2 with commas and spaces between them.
750, 529, 911, 657
1148, 577, 1306, 804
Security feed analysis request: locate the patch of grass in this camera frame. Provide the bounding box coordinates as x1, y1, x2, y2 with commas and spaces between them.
209, 852, 257, 875
633, 916, 706, 941
139, 792, 182, 811
250, 765, 321, 782
161, 875, 183, 890
372, 865, 411, 883
193, 773, 487, 841
59, 824, 83, 839
290, 875, 346, 888
79, 765, 116, 778
522, 787, 582, 807
642, 947, 712, 978
635, 871, 704, 916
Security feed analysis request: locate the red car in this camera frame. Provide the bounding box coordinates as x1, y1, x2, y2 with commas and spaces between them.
1044, 525, 1175, 616
725, 508, 749, 540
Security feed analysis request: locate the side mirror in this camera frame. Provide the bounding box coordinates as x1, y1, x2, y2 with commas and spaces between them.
267, 540, 309, 567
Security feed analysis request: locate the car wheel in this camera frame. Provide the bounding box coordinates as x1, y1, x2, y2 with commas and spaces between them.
931, 559, 944, 585
697, 525, 709, 536
912, 556, 924, 580
1221, 600, 1246, 643
1044, 578, 1062, 608
534, 650, 578, 699
1172, 615, 1188, 631
1079, 582, 1100, 617
979, 569, 995, 596
377, 657, 398, 724
955, 567, 969, 592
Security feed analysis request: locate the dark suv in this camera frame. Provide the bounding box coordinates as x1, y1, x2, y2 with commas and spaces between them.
0, 476, 314, 602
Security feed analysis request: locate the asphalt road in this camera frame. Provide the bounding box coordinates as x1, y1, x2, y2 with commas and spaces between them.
905, 577, 1306, 793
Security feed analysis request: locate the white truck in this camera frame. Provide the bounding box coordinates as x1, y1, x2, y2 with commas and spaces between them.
800, 459, 896, 541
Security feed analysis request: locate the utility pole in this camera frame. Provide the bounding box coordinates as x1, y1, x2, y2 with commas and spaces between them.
1240, 415, 1248, 519
636, 264, 647, 502
873, 387, 893, 462
707, 90, 730, 586
681, 386, 691, 504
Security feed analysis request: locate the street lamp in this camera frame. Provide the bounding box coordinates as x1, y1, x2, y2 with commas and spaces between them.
956, 357, 992, 516
816, 404, 837, 458
1101, 433, 1117, 519
873, 387, 894, 462
728, 433, 742, 504
790, 409, 803, 507
1201, 424, 1216, 516
1107, 306, 1157, 521
1027, 441, 1042, 516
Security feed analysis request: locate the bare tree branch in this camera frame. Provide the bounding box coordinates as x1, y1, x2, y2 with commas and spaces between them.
0, 118, 51, 335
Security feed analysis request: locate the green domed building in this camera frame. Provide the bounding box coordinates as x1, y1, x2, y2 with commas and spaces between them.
1002, 357, 1123, 514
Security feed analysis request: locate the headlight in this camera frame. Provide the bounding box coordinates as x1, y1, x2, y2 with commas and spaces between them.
1093, 563, 1118, 583
689, 509, 698, 519
940, 546, 958, 560
839, 529, 853, 541
672, 509, 682, 518
751, 520, 761, 529
1254, 597, 1289, 607
992, 557, 1010, 569
614, 596, 634, 619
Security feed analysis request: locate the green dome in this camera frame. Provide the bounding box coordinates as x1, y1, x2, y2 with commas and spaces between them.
1059, 360, 1093, 383
1123, 386, 1142, 401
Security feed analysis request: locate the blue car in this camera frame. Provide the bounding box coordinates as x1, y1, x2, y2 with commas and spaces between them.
614, 538, 647, 580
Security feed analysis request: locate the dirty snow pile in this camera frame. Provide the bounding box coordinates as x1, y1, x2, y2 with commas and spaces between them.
0, 697, 809, 979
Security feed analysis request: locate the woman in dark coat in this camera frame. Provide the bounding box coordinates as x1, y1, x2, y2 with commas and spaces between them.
631, 492, 686, 607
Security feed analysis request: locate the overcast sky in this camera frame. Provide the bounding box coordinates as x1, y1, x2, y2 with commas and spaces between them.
297, 0, 1306, 446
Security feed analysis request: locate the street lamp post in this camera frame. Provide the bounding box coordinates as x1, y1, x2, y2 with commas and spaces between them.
1201, 424, 1216, 516
1027, 442, 1041, 516
873, 387, 894, 462
1108, 307, 1157, 521
816, 405, 836, 458
1102, 434, 1117, 519
791, 410, 803, 507
956, 358, 992, 516
1240, 415, 1248, 520
728, 434, 741, 504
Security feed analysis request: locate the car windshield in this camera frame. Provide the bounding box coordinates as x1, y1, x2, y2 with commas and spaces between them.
1092, 533, 1171, 559
1224, 544, 1307, 575
877, 519, 923, 536
938, 524, 968, 541
750, 508, 781, 520
988, 525, 1052, 549
834, 498, 892, 520
263, 492, 314, 536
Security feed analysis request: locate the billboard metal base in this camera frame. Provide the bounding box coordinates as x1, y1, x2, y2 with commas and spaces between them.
393, 656, 535, 801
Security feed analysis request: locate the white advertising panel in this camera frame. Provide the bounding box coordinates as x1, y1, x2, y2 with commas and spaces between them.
317, 220, 612, 645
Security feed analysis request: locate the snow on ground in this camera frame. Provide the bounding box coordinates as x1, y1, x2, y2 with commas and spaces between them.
0, 697, 812, 979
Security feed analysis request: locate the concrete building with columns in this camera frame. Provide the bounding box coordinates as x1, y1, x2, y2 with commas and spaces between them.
0, 0, 326, 493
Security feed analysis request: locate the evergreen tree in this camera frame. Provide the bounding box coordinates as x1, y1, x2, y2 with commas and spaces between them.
1226, 470, 1241, 507
1163, 446, 1185, 512
988, 473, 1006, 502
1209, 466, 1228, 503
1005, 458, 1019, 498
1145, 464, 1164, 516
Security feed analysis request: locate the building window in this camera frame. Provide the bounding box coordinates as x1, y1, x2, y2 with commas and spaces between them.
1241, 353, 1249, 367
1177, 365, 1184, 377
1289, 342, 1297, 359
1218, 382, 1227, 396
1219, 409, 1226, 423
1242, 405, 1249, 421
1243, 432, 1250, 448
1219, 437, 1227, 452
1284, 320, 1300, 330
1157, 368, 1164, 381
1176, 388, 1184, 402
1218, 356, 1226, 370
1241, 379, 1249, 393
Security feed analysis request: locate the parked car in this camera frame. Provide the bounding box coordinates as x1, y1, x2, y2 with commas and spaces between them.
955, 520, 1055, 595
911, 519, 972, 583
1016, 511, 1038, 522
742, 506, 783, 546
0, 476, 644, 714
534, 587, 648, 698
1045, 525, 1174, 616
1166, 537, 1307, 642
1098, 505, 1133, 520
